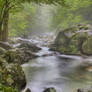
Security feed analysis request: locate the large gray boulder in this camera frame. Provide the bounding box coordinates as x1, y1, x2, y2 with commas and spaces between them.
51, 24, 92, 55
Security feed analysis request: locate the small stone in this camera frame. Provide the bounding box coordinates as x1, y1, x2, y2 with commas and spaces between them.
43, 88, 56, 92
25, 88, 31, 92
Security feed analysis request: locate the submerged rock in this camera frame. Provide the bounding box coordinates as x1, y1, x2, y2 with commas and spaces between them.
43, 88, 56, 92
51, 24, 92, 55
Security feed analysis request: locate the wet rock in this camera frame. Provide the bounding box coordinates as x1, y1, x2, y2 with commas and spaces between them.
0, 47, 6, 56
2, 49, 23, 64
51, 24, 92, 55
18, 42, 41, 52
25, 88, 31, 92
20, 48, 39, 62
0, 41, 12, 50
77, 89, 83, 92
77, 87, 92, 92
43, 88, 56, 92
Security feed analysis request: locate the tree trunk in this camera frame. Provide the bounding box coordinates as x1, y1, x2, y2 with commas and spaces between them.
2, 11, 9, 41
0, 0, 9, 41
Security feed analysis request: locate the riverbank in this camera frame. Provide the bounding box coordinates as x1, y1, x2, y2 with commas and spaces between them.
0, 37, 42, 92
1, 33, 92, 92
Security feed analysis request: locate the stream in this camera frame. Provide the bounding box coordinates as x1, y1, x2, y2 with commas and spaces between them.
22, 37, 92, 92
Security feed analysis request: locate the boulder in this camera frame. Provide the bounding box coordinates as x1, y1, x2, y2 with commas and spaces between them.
51, 24, 92, 55
43, 88, 56, 92
0, 41, 12, 50
0, 57, 26, 91
0, 47, 6, 56
2, 48, 38, 64
2, 49, 23, 64
18, 42, 41, 52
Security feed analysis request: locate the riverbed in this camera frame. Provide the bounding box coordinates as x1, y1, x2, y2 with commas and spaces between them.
22, 44, 92, 92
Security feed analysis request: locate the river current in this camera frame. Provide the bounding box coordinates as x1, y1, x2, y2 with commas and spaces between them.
21, 36, 92, 92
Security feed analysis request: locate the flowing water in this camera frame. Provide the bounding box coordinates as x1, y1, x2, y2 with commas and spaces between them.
22, 41, 92, 92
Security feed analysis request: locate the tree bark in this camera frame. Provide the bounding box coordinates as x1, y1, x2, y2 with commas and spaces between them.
2, 10, 9, 41
0, 0, 9, 41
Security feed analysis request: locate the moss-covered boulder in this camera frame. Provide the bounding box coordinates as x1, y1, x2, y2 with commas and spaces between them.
18, 42, 41, 52
51, 24, 92, 55
2, 50, 23, 64
0, 57, 26, 91
0, 47, 6, 56
2, 49, 38, 64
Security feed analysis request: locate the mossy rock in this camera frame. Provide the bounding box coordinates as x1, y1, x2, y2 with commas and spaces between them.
0, 57, 26, 91
82, 37, 92, 55
0, 47, 6, 56
2, 50, 23, 64
0, 41, 12, 50
2, 48, 38, 64
51, 24, 92, 55
18, 42, 41, 52
0, 63, 26, 91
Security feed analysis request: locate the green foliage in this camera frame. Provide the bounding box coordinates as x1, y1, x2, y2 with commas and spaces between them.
51, 0, 92, 31
9, 3, 37, 37
0, 84, 18, 92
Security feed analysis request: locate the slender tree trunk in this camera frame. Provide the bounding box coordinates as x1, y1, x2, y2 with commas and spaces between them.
0, 0, 9, 41
0, 25, 3, 41
2, 11, 9, 41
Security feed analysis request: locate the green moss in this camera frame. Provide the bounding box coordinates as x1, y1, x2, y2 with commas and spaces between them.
79, 25, 89, 30
0, 84, 18, 92
82, 37, 92, 54
51, 24, 92, 55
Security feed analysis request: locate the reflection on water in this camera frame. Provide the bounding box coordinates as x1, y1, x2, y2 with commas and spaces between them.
22, 47, 92, 92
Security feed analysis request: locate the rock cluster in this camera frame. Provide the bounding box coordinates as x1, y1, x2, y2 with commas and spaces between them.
0, 39, 41, 92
